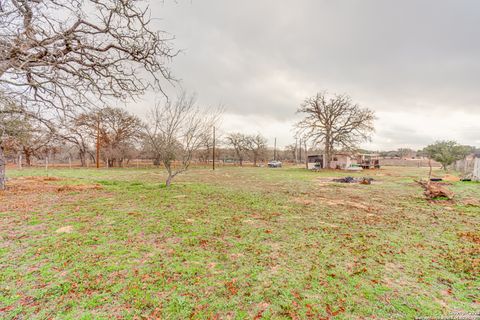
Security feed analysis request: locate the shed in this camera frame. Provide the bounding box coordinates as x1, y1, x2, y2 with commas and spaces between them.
329, 152, 357, 169
307, 154, 323, 170
307, 153, 357, 170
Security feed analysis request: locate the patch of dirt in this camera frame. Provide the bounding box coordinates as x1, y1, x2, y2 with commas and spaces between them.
462, 198, 480, 207
458, 231, 480, 244
56, 184, 103, 192
291, 197, 315, 206
383, 262, 409, 290
317, 177, 341, 184
55, 226, 74, 233
42, 176, 62, 181
1, 177, 102, 194
322, 198, 375, 212
2, 176, 63, 193
0, 177, 106, 213
292, 196, 379, 213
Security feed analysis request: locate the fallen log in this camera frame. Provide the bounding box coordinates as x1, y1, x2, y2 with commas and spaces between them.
416, 180, 455, 200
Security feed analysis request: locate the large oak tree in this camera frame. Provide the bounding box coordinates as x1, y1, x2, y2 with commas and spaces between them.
296, 92, 375, 169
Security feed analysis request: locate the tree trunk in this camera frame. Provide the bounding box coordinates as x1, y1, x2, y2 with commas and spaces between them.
0, 144, 6, 190
166, 174, 173, 187
89, 152, 96, 164
79, 150, 86, 167
323, 142, 329, 169
24, 148, 32, 166
165, 163, 174, 187
324, 139, 335, 169
304, 140, 308, 170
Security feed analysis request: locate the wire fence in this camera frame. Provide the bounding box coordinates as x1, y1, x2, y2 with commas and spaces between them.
5, 158, 279, 169
6, 156, 443, 170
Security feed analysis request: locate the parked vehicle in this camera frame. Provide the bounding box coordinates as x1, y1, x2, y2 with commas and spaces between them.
268, 160, 282, 168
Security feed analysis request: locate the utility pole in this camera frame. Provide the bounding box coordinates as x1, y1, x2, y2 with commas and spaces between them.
96, 115, 100, 169
273, 137, 277, 161
304, 140, 308, 169
295, 138, 298, 164
212, 126, 216, 171
299, 138, 302, 163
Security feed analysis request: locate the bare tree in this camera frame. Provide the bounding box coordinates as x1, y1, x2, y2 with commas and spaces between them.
144, 92, 221, 187
225, 133, 247, 166
397, 148, 415, 159
58, 116, 93, 167
0, 0, 174, 109
296, 92, 375, 169
20, 125, 55, 166
1, 102, 55, 166
78, 107, 143, 167
0, 95, 18, 188
244, 133, 268, 166
284, 143, 297, 162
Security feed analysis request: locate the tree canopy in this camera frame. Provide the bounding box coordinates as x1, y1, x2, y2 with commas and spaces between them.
295, 92, 375, 168
423, 141, 472, 170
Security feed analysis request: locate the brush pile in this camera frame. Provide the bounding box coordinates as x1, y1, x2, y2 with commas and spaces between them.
333, 177, 374, 185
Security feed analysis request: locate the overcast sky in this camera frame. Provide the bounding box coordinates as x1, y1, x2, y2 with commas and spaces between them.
130, 0, 480, 150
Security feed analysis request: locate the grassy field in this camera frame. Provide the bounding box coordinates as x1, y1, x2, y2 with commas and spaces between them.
0, 166, 478, 319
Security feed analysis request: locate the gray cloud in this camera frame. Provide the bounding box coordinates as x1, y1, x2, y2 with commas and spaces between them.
128, 0, 480, 149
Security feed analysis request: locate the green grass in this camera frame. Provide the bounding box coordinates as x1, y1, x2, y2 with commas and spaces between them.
0, 166, 478, 319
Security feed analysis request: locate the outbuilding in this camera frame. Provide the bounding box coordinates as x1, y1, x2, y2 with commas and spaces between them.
307, 153, 358, 170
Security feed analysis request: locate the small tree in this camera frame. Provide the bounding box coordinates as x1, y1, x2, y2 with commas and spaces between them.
58, 116, 94, 167
144, 93, 220, 187
296, 92, 375, 169
424, 141, 472, 171
397, 148, 415, 159
225, 133, 248, 166
0, 105, 55, 166
244, 134, 268, 166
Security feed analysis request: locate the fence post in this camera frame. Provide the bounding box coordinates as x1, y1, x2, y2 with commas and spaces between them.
473, 158, 480, 181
